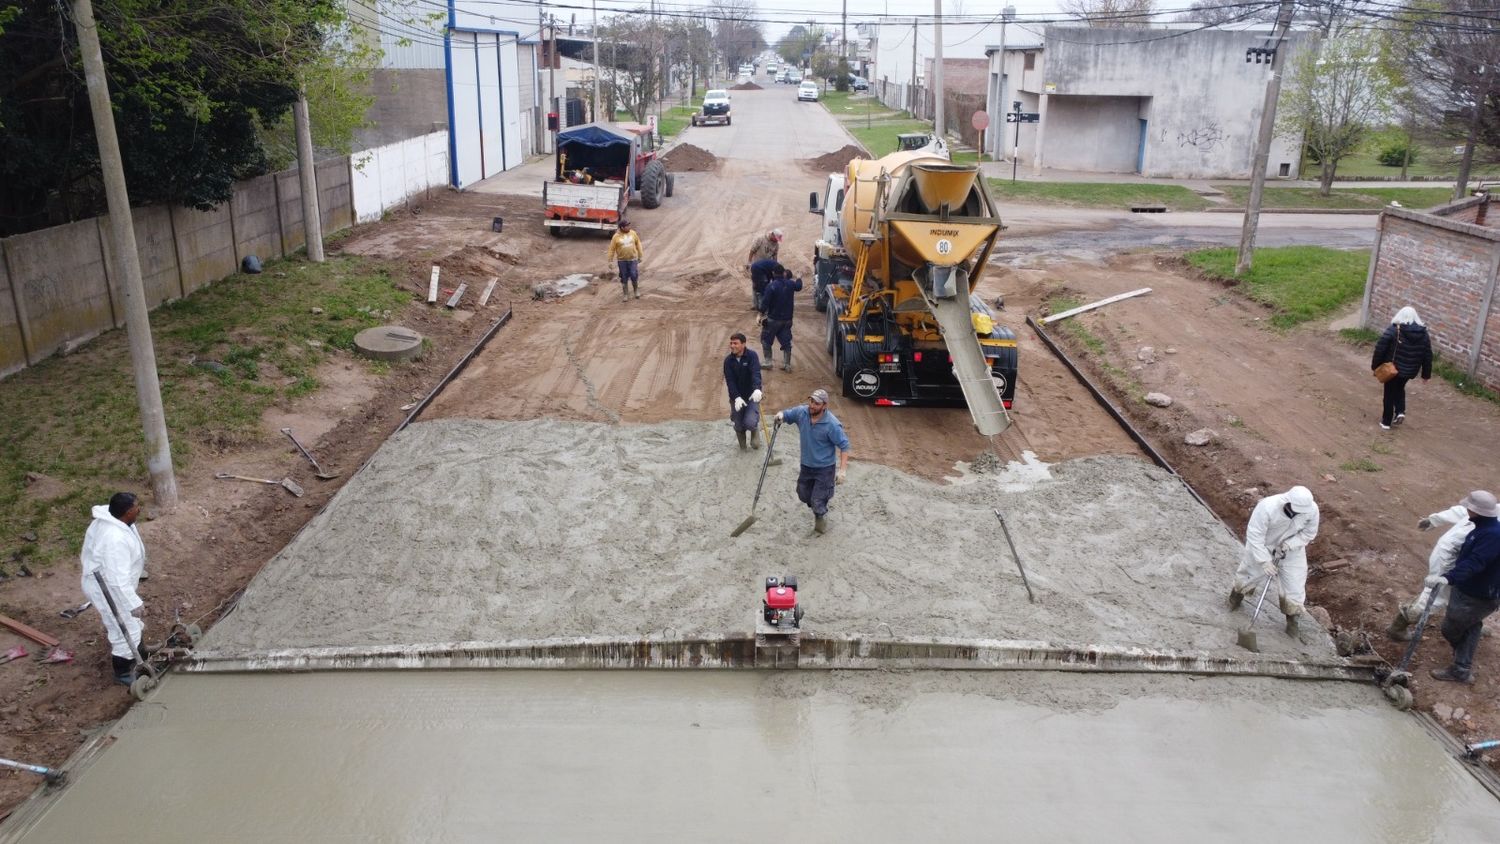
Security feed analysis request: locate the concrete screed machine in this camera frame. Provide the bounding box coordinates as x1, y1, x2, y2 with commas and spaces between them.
810, 151, 1015, 436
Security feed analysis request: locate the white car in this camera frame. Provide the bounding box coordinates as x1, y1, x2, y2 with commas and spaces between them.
797, 81, 819, 102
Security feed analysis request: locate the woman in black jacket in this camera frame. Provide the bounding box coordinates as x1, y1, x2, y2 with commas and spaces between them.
1371, 306, 1434, 429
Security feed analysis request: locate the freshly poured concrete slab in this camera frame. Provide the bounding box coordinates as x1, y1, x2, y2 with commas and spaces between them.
200, 419, 1330, 660
11, 671, 1499, 842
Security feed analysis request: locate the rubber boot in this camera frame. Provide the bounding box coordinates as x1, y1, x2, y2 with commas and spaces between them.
632, 283, 640, 299
736, 430, 747, 450
781, 349, 792, 372
1385, 605, 1415, 642
621, 286, 630, 302
1284, 613, 1300, 638
111, 655, 135, 686
750, 428, 761, 449
1227, 587, 1245, 610
814, 515, 827, 534
762, 346, 773, 367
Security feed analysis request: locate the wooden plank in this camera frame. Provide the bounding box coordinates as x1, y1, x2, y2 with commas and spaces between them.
427, 266, 440, 304
0, 613, 60, 648
445, 282, 468, 309
1041, 287, 1152, 324
478, 277, 498, 307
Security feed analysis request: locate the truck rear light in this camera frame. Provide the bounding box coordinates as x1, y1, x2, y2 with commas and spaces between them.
1003, 400, 1013, 409
877, 353, 900, 363
913, 352, 923, 362
875, 398, 894, 406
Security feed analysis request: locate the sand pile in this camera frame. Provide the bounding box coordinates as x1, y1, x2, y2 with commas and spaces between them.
661, 143, 720, 172
202, 419, 1332, 659
729, 81, 763, 91
807, 144, 867, 171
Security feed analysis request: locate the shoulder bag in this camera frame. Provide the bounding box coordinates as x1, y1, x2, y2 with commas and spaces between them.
1373, 328, 1400, 383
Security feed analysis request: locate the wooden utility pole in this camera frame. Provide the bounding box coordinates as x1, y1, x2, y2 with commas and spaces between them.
1236, 0, 1296, 275
932, 0, 945, 137
592, 0, 601, 122
293, 89, 324, 262
70, 0, 178, 507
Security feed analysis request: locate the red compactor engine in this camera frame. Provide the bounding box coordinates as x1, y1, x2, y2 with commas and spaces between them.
762, 575, 803, 629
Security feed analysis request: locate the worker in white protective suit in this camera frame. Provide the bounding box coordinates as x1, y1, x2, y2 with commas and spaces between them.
1385, 495, 1487, 641
80, 492, 148, 686
1228, 486, 1320, 637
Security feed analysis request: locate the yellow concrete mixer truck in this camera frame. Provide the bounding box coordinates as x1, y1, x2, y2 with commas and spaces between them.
808, 151, 1016, 436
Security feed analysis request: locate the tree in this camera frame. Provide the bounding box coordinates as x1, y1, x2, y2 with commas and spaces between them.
1061, 0, 1156, 28
1277, 28, 1395, 195
777, 24, 825, 68
0, 0, 359, 236
1174, 1, 1277, 25
1390, 0, 1500, 199
709, 0, 764, 73
601, 13, 665, 122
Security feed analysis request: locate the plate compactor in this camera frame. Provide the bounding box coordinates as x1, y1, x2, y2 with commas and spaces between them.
755, 576, 803, 665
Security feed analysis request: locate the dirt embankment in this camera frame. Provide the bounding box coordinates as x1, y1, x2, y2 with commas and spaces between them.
729, 81, 763, 91
661, 143, 720, 173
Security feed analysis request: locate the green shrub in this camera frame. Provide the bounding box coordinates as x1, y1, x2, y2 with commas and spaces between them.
1377, 143, 1417, 167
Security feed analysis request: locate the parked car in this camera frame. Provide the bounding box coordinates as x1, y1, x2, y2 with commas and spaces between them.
849, 75, 869, 91
778, 69, 792, 84
787, 69, 803, 84
798, 81, 819, 102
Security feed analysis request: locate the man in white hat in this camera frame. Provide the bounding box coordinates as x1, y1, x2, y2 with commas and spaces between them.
1426, 490, 1500, 684
1385, 493, 1489, 641
774, 388, 850, 535
1229, 485, 1320, 637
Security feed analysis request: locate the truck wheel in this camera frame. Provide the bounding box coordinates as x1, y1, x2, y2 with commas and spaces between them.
839, 337, 865, 398
548, 223, 562, 237
640, 160, 665, 209
726, 116, 732, 126
665, 173, 675, 198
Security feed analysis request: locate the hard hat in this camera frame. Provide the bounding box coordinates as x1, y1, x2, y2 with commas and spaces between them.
1285, 486, 1314, 511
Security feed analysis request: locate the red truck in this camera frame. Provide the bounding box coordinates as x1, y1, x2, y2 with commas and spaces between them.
543, 122, 674, 236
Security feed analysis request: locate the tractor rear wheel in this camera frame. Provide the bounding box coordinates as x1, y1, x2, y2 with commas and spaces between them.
640, 160, 666, 209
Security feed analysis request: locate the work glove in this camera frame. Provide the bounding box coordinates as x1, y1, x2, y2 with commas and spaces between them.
1263, 561, 1278, 577
836, 468, 847, 485
1280, 538, 1305, 554
1425, 574, 1448, 588
1418, 517, 1434, 531
733, 397, 747, 412
773, 412, 784, 426
757, 316, 767, 328
750, 389, 762, 403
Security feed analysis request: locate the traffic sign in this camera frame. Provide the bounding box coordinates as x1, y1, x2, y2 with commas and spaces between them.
971, 110, 990, 131
1005, 112, 1040, 124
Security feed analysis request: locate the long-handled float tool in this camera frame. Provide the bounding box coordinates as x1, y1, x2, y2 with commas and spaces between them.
281, 427, 339, 479
1237, 574, 1275, 653
0, 756, 65, 785
731, 420, 781, 537
214, 472, 304, 497
1376, 587, 1441, 711
992, 509, 1037, 604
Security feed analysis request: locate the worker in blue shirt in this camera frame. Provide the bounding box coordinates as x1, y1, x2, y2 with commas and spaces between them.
1427, 490, 1500, 684
748, 258, 781, 311
759, 265, 804, 372
774, 388, 850, 534
722, 332, 763, 450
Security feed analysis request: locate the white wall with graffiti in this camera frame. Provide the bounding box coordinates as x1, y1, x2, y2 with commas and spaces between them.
988, 26, 1309, 179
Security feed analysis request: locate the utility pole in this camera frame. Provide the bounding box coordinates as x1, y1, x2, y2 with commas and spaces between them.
996, 6, 1015, 161
842, 0, 848, 66
910, 16, 918, 102
293, 89, 324, 263
70, 0, 178, 508
933, 0, 945, 138
591, 0, 601, 122
548, 14, 556, 133
1236, 0, 1296, 276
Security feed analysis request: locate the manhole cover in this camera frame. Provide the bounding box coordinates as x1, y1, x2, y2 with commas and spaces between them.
354, 325, 424, 361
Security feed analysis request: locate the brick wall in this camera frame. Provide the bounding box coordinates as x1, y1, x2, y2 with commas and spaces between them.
1364, 200, 1500, 389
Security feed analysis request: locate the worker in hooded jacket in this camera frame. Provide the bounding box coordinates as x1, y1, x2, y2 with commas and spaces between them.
1229, 485, 1320, 637
80, 492, 149, 685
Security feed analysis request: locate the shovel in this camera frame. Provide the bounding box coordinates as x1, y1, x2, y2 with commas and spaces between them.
758, 405, 782, 466
1236, 574, 1275, 653
214, 472, 304, 497
281, 427, 339, 479
1379, 587, 1441, 711
731, 420, 781, 537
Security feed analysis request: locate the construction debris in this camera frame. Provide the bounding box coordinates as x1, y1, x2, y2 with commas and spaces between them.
1042, 288, 1152, 324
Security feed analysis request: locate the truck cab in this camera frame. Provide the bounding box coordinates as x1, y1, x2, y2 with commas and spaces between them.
807, 173, 848, 313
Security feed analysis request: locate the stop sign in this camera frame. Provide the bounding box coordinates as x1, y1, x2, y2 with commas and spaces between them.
971, 110, 990, 131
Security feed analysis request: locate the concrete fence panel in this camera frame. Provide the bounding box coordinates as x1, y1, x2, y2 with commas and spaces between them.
350, 131, 450, 224
0, 247, 27, 376
171, 202, 237, 295
276, 171, 307, 255
100, 205, 182, 311
3, 219, 114, 360
233, 174, 283, 265
317, 158, 354, 235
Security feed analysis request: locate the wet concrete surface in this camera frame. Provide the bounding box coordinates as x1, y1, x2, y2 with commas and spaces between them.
11, 671, 1499, 842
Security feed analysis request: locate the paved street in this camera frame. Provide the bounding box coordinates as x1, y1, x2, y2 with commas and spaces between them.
678, 86, 855, 160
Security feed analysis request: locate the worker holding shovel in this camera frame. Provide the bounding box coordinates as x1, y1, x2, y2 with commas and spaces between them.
774, 388, 850, 535
1228, 486, 1320, 638
79, 492, 149, 685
